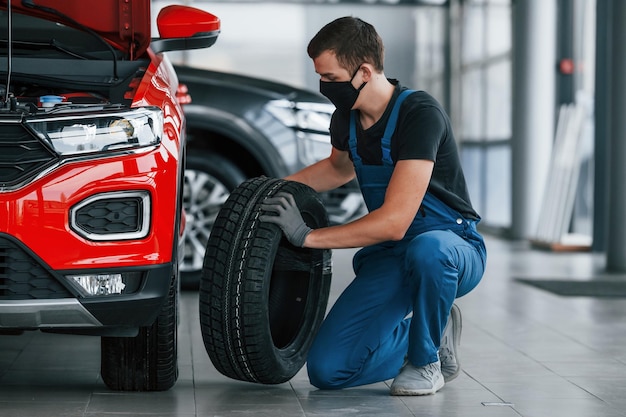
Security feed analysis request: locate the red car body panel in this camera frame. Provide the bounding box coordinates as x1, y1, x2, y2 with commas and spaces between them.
0, 41, 183, 271
1, 150, 179, 268
0, 0, 219, 327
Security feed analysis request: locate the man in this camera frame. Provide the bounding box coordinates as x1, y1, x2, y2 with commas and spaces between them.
260, 16, 486, 396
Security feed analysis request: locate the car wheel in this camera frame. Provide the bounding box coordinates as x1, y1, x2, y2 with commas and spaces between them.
182, 152, 247, 289
100, 267, 179, 391
199, 176, 332, 384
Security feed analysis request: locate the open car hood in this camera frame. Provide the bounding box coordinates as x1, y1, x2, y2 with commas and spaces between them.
3, 0, 152, 58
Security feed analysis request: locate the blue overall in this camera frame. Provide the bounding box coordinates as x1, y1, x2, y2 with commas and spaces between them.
306, 90, 487, 389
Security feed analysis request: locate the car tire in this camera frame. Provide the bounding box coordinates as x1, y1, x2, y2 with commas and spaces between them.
100, 269, 179, 391
182, 152, 247, 289
199, 176, 332, 384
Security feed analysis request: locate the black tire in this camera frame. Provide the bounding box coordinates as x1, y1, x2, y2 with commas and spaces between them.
100, 271, 179, 391
199, 176, 332, 384
182, 152, 247, 289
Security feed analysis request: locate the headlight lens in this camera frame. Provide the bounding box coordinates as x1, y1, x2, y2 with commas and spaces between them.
27, 107, 162, 155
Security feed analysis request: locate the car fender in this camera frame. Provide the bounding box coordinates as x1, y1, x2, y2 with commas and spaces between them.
182, 104, 291, 179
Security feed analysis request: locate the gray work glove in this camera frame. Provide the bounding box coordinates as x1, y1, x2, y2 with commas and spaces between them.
259, 192, 312, 247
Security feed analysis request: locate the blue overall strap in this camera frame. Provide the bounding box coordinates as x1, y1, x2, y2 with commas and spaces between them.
381, 89, 416, 166
349, 110, 361, 164
349, 89, 415, 165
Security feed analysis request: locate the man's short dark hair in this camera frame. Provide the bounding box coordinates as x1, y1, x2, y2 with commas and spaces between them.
307, 16, 385, 74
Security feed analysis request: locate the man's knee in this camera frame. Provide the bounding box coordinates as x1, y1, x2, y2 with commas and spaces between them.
306, 357, 347, 390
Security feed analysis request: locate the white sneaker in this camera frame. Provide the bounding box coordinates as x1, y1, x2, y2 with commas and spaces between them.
390, 360, 444, 396
439, 303, 462, 382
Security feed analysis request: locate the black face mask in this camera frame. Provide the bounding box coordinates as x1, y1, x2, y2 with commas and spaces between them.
319, 66, 367, 113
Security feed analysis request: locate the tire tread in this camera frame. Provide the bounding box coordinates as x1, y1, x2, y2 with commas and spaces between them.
199, 177, 331, 384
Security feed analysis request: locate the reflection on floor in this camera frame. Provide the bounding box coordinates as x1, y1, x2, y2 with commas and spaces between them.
1, 235, 626, 417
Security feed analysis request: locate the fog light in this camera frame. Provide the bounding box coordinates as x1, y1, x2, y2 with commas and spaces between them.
68, 274, 126, 296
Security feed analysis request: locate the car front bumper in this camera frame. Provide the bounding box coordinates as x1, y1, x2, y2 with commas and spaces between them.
0, 256, 174, 334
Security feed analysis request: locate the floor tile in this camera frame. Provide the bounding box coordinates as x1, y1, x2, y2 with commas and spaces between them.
1, 236, 626, 416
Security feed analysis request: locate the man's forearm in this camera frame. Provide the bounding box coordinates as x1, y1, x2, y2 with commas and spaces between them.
286, 158, 354, 192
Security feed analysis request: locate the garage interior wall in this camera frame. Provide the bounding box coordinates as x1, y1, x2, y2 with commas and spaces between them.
153, 0, 626, 269
153, 0, 514, 230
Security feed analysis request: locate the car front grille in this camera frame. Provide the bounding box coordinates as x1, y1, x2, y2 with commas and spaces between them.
0, 123, 58, 187
0, 235, 73, 300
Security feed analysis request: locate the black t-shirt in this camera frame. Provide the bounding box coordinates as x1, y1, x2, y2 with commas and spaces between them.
330, 81, 479, 220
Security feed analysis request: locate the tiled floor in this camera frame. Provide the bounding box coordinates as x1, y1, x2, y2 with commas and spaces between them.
2, 235, 626, 416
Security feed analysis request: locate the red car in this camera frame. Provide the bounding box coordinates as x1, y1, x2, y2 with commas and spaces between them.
0, 0, 219, 391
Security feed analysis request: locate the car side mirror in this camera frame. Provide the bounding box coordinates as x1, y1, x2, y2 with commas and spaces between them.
150, 5, 220, 53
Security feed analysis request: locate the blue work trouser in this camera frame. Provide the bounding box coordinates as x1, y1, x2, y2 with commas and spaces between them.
306, 221, 486, 390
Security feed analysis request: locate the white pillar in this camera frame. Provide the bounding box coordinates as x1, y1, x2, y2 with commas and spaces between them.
510, 0, 557, 239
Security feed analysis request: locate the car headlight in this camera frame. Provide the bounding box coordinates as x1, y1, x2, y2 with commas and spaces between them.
27, 107, 163, 156
265, 99, 334, 164
265, 99, 334, 141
